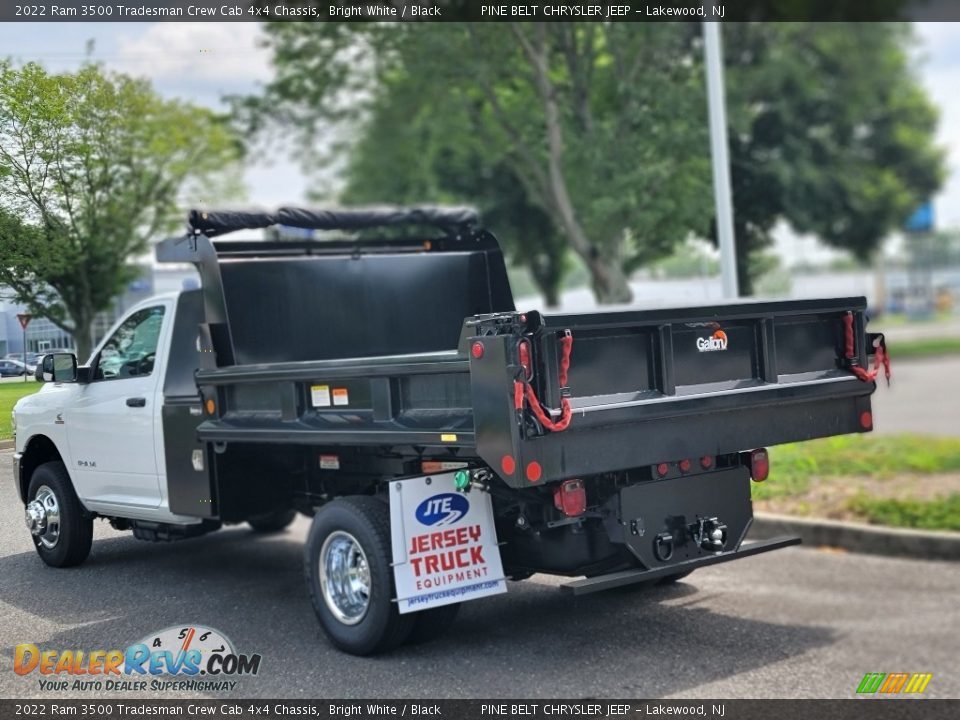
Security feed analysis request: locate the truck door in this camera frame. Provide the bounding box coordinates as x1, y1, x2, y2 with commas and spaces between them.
66, 302, 170, 508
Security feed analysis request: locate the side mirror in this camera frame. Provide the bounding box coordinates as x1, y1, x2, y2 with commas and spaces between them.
36, 353, 78, 383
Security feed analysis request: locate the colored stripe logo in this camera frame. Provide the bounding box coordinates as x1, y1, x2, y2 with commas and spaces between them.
857, 673, 933, 695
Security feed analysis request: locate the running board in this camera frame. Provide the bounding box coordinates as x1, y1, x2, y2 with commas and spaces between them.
560, 535, 802, 595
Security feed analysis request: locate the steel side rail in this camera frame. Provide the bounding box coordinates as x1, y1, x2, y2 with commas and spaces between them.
560, 535, 802, 595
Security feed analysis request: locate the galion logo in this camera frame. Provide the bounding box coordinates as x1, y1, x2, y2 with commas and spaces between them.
696, 329, 728, 352
415, 493, 469, 526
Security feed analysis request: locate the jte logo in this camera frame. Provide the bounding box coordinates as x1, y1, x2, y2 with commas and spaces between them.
415, 493, 469, 527
696, 329, 728, 352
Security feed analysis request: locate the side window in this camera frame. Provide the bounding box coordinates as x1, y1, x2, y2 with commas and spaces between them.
95, 306, 166, 381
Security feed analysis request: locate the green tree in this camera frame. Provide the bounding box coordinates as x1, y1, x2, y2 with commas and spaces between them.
242, 22, 712, 304
721, 22, 945, 293
0, 62, 240, 360
245, 22, 943, 302
337, 71, 569, 305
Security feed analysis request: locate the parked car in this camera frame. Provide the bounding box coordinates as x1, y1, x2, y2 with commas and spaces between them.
5, 352, 45, 366
0, 358, 35, 377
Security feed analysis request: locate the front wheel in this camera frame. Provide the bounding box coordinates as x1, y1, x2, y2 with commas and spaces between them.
26, 462, 93, 568
304, 497, 414, 655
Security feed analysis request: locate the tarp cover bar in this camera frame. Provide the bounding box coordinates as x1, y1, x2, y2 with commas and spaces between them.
189, 206, 479, 237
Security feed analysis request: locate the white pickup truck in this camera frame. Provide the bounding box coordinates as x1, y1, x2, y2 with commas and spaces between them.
12, 207, 885, 655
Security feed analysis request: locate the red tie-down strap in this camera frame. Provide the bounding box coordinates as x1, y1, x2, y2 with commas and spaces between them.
843, 312, 891, 386
514, 330, 574, 432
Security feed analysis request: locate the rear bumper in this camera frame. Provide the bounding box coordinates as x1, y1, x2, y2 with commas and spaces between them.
561, 535, 802, 595
12, 452, 23, 503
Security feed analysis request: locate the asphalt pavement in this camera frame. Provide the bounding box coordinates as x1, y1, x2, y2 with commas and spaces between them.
871, 355, 960, 435
1, 450, 957, 700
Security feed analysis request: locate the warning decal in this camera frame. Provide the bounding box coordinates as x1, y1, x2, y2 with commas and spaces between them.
310, 385, 331, 407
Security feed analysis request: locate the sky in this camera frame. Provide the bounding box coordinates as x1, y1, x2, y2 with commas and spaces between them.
1, 21, 959, 250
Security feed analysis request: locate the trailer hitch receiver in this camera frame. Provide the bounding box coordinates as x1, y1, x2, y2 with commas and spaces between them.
692, 517, 727, 552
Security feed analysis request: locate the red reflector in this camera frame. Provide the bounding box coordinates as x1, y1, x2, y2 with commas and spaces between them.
700, 455, 713, 469
679, 459, 692, 473
525, 461, 542, 482
500, 455, 516, 476
859, 411, 873, 429
656, 463, 669, 477
553, 479, 586, 517
518, 340, 532, 379
471, 341, 485, 359
750, 448, 769, 482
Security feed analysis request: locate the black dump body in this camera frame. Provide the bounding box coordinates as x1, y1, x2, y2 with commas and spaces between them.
156, 208, 879, 561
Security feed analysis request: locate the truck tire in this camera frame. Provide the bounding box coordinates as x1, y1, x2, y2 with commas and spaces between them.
26, 462, 93, 568
247, 509, 297, 533
304, 496, 414, 655
407, 603, 461, 645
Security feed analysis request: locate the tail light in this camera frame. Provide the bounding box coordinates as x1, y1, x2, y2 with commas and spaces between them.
678, 459, 692, 473
553, 479, 586, 517
700, 455, 714, 470
748, 448, 769, 482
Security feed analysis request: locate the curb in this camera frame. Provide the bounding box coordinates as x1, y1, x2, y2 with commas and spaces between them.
0, 439, 14, 451
751, 512, 960, 562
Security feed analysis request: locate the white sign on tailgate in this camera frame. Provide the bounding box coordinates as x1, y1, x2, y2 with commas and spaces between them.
390, 473, 507, 613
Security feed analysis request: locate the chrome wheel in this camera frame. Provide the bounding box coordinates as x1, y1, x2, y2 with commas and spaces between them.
319, 531, 371, 625
25, 485, 61, 549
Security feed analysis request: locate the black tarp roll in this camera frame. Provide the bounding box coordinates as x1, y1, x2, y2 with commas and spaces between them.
188, 206, 479, 237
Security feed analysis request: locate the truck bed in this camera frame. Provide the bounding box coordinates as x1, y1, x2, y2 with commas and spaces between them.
192, 296, 875, 489
156, 212, 877, 509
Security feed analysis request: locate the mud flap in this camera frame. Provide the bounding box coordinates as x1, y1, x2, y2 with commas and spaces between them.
389, 472, 507, 614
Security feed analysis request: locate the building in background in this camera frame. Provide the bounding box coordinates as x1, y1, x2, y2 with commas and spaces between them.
0, 264, 198, 359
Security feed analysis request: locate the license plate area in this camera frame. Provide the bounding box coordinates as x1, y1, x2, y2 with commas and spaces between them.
389, 472, 507, 613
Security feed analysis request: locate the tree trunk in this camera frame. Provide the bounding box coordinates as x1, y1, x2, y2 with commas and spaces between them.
542, 285, 561, 308
513, 23, 634, 307
72, 322, 94, 365
585, 253, 632, 304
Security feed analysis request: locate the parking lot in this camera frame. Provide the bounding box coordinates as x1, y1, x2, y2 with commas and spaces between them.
0, 448, 957, 700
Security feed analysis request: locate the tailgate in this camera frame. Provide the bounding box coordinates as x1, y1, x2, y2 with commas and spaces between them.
468, 297, 877, 488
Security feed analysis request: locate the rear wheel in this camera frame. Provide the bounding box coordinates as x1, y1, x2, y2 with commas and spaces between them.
26, 462, 93, 568
247, 508, 297, 533
304, 497, 414, 655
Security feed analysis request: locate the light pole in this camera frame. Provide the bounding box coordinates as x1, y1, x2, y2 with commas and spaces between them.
702, 6, 739, 298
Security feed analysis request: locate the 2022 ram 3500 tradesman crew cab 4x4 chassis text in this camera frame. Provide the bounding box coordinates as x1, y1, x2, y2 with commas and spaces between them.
13, 207, 889, 655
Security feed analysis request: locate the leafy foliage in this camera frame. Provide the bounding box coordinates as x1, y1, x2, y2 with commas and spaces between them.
242, 22, 712, 303
245, 22, 944, 301
0, 62, 240, 358
722, 23, 945, 292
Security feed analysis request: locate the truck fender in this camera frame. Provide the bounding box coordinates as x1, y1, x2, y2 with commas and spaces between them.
16, 435, 69, 505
